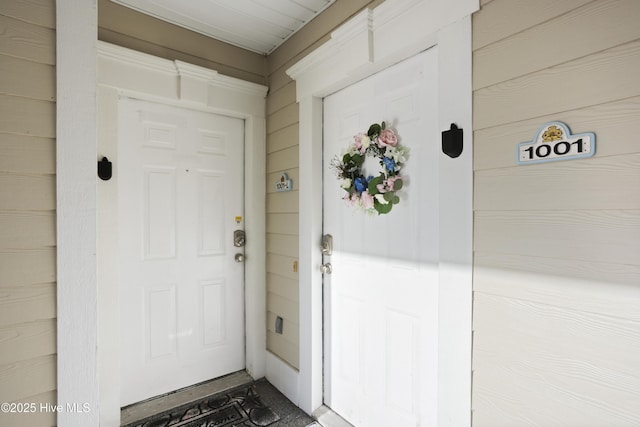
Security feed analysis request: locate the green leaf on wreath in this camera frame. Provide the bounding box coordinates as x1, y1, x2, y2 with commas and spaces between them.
352, 153, 364, 166
393, 179, 403, 191
367, 175, 383, 195
375, 202, 392, 214
392, 195, 400, 204
383, 192, 394, 202
343, 153, 351, 164
368, 123, 381, 138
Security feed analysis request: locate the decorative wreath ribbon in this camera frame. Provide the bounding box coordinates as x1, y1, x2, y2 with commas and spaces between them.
332, 121, 408, 215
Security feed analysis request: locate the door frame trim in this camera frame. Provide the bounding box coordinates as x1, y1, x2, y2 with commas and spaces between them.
96, 42, 268, 425
286, 1, 478, 425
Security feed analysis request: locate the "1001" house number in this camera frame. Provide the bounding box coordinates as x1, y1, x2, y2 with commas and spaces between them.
517, 122, 595, 165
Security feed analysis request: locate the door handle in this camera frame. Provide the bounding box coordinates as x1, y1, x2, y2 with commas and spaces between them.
234, 253, 245, 263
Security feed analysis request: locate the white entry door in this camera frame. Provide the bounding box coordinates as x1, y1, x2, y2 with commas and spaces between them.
323, 49, 439, 427
118, 98, 246, 406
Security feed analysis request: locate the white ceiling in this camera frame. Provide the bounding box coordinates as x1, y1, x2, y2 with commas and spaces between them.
111, 0, 336, 55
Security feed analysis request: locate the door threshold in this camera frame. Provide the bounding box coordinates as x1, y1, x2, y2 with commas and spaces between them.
120, 371, 252, 426
313, 406, 354, 427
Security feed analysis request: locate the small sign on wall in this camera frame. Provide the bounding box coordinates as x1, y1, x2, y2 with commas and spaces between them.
517, 121, 595, 165
275, 173, 293, 192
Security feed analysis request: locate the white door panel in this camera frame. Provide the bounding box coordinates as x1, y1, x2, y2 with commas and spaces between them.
118, 98, 245, 406
323, 48, 439, 427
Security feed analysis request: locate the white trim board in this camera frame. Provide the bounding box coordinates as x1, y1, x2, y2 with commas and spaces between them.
56, 1, 99, 426
95, 42, 268, 426
285, 0, 478, 425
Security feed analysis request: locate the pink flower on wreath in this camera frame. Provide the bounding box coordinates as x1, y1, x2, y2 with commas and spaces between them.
377, 128, 398, 148
377, 176, 399, 193
354, 133, 371, 153
360, 190, 374, 209
342, 193, 357, 207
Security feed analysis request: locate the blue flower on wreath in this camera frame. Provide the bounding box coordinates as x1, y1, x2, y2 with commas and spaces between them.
354, 176, 368, 194
382, 157, 396, 172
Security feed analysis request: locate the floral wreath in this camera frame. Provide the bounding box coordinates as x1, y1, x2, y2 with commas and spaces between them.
332, 121, 409, 215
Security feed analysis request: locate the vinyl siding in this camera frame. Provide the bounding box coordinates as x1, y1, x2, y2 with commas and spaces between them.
263, 0, 380, 370
472, 0, 640, 425
0, 1, 57, 426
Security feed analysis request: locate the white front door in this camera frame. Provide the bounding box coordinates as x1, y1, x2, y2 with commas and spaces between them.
323, 49, 439, 427
117, 98, 246, 406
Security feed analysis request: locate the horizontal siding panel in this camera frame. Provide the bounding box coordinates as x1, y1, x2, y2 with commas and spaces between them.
266, 233, 299, 258
473, 293, 640, 427
474, 40, 640, 130
0, 54, 55, 100
267, 253, 299, 281
0, 0, 56, 29
267, 145, 299, 173
267, 273, 299, 302
0, 212, 56, 249
266, 213, 299, 236
0, 173, 55, 210
0, 319, 56, 365
0, 249, 55, 286
0, 94, 55, 138
267, 169, 299, 193
474, 153, 640, 211
267, 190, 299, 214
267, 124, 298, 154
474, 210, 640, 265
266, 103, 299, 134
0, 354, 56, 403
475, 251, 640, 289
474, 96, 640, 170
267, 292, 298, 323
267, 330, 299, 369
0, 390, 57, 427
474, 255, 640, 321
0, 283, 56, 327
268, 67, 294, 94
473, 0, 592, 50
266, 81, 296, 116
0, 133, 55, 174
474, 0, 640, 89
267, 311, 299, 345
0, 14, 55, 64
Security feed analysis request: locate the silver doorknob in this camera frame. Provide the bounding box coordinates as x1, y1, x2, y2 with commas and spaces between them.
234, 253, 245, 263
320, 262, 332, 275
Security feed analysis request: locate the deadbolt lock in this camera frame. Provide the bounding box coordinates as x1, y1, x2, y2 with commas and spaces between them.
321, 234, 333, 255
234, 230, 246, 247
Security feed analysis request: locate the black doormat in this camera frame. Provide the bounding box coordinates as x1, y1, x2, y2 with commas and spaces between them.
123, 384, 280, 427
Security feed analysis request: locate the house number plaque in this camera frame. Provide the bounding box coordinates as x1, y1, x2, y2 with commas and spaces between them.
517, 121, 595, 165
275, 173, 293, 192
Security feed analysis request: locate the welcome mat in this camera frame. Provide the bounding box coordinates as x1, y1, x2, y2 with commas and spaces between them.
123, 384, 280, 427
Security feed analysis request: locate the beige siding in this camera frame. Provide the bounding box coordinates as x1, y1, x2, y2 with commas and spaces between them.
97, 0, 267, 85
263, 0, 379, 369
472, 0, 640, 425
0, 1, 57, 426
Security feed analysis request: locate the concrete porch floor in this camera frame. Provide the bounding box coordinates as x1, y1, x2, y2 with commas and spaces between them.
120, 371, 318, 427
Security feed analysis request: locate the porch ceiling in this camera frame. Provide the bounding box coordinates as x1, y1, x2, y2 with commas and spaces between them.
109, 0, 335, 54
